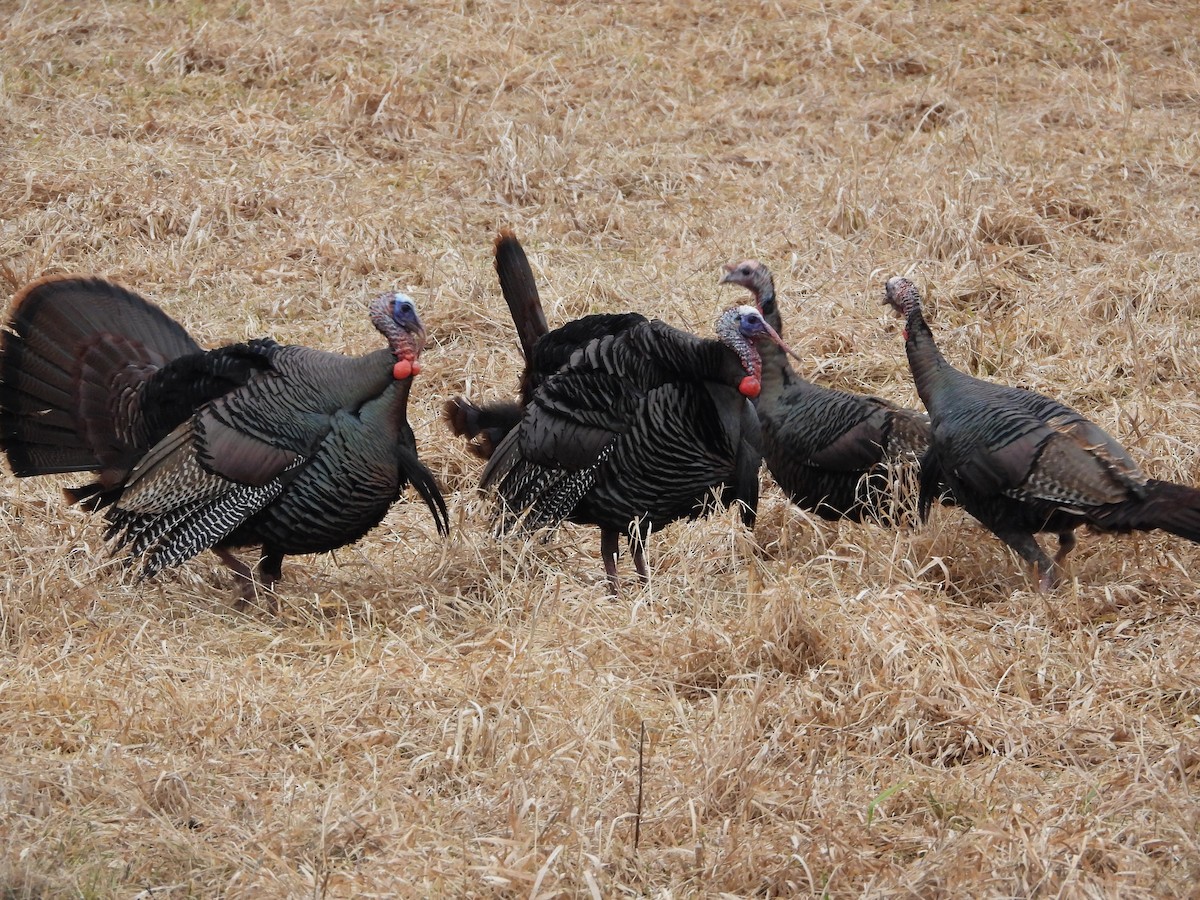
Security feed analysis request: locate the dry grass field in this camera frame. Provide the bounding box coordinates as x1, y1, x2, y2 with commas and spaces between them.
3, 0, 1200, 895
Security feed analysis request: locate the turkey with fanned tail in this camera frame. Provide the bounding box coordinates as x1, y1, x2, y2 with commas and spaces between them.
0, 276, 448, 609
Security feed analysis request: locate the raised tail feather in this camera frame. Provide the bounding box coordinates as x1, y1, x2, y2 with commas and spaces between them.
1092, 479, 1200, 543
495, 229, 547, 363
1, 276, 201, 481
444, 231, 552, 461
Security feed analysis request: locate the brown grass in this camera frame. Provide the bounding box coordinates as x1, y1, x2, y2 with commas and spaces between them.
3, 0, 1200, 896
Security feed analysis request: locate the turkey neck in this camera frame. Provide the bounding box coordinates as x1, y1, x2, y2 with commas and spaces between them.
753, 334, 798, 405
374, 348, 416, 431
752, 279, 796, 404
903, 306, 954, 414
301, 346, 415, 431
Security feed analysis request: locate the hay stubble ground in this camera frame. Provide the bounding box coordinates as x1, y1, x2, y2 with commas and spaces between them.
3, 0, 1200, 896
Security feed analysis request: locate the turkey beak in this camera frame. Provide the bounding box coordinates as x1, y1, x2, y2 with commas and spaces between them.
719, 263, 737, 285
763, 322, 805, 365
406, 315, 426, 341
406, 318, 427, 353
779, 338, 806, 367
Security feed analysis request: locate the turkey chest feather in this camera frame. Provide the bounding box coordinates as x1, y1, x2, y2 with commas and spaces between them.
0, 276, 448, 609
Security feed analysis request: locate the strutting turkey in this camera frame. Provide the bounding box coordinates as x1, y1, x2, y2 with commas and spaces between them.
0, 276, 449, 608
721, 259, 933, 524
480, 303, 801, 593
445, 229, 647, 459
884, 275, 1200, 590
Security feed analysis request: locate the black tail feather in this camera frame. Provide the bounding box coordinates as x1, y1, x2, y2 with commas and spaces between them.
1, 276, 200, 478
1092, 479, 1200, 543
494, 229, 548, 364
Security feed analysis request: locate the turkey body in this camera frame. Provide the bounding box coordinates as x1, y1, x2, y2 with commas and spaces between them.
0, 276, 448, 606
721, 260, 932, 524
445, 230, 646, 459
884, 276, 1200, 589
755, 376, 931, 522
480, 307, 778, 592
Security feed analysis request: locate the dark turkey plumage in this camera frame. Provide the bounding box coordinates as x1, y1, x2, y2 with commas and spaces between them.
0, 276, 448, 607
721, 260, 932, 524
884, 276, 1200, 589
445, 229, 646, 459
480, 304, 789, 593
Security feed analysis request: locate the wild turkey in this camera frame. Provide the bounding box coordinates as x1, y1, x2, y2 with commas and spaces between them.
480, 303, 797, 592
883, 276, 1200, 589
0, 276, 449, 607
445, 229, 646, 459
721, 259, 932, 524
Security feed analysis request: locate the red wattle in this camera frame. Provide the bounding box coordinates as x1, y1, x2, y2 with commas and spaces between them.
393, 359, 414, 380
738, 375, 761, 398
